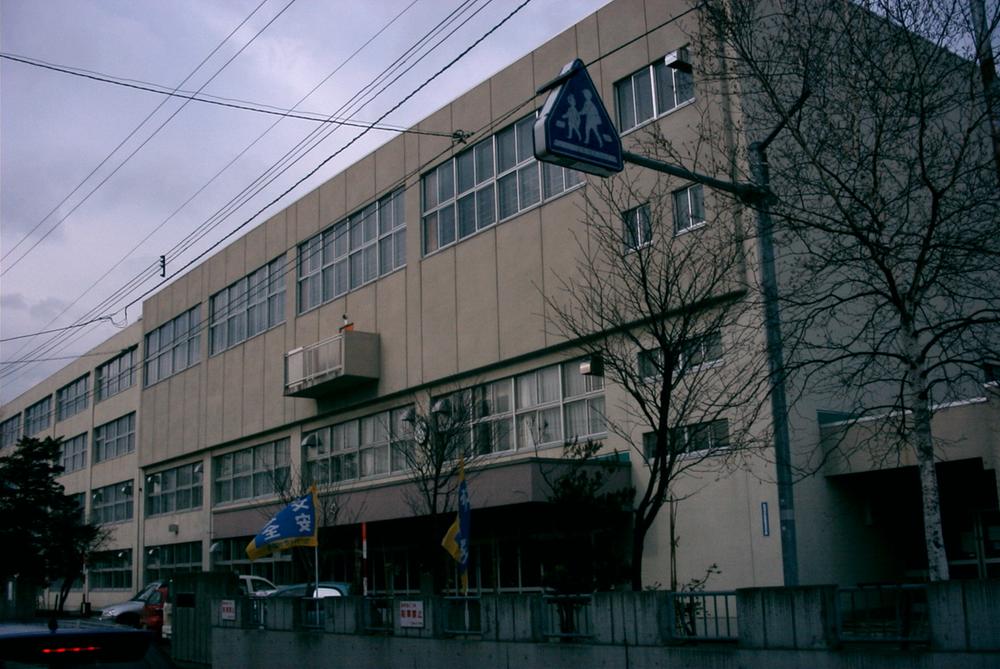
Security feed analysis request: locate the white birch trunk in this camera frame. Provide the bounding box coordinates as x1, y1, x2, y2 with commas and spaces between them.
904, 332, 949, 581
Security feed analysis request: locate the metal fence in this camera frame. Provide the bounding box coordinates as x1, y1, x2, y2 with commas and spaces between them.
363, 596, 394, 634
837, 584, 929, 644
442, 596, 482, 635
667, 591, 738, 641
249, 598, 267, 627
300, 598, 325, 629
541, 595, 593, 640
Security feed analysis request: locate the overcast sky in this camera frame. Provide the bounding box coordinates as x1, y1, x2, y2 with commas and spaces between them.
0, 0, 612, 403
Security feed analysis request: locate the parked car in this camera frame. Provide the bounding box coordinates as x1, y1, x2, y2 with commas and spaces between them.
139, 582, 170, 641
265, 581, 350, 599
0, 617, 174, 667
238, 574, 277, 597
99, 581, 167, 628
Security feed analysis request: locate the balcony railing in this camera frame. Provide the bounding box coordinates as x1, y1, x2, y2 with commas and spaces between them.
284, 330, 379, 398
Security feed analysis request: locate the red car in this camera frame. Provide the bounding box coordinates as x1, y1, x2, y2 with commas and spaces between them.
139, 582, 170, 641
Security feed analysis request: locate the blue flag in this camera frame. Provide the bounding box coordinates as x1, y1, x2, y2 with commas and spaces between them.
441, 460, 471, 593
246, 486, 319, 560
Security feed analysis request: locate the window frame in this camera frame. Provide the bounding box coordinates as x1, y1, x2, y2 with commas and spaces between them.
674, 418, 730, 455
144, 540, 202, 584
60, 433, 88, 473
95, 347, 136, 402
303, 407, 412, 485
144, 306, 201, 386
637, 329, 724, 379
91, 480, 135, 525
89, 549, 132, 590
623, 203, 653, 251
297, 188, 405, 314
421, 114, 583, 256
673, 184, 705, 233
93, 413, 136, 463
56, 374, 89, 422
24, 396, 52, 436
0, 415, 21, 449
210, 255, 287, 355
146, 462, 204, 516
213, 439, 290, 506
614, 54, 695, 134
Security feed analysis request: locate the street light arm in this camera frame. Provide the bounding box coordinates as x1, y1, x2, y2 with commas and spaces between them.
620, 150, 765, 201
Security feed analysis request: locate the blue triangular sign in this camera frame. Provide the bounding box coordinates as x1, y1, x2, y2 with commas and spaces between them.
534, 59, 623, 177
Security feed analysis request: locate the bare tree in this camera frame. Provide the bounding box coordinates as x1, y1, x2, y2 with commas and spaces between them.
395, 395, 476, 520
702, 0, 1000, 580
545, 161, 770, 590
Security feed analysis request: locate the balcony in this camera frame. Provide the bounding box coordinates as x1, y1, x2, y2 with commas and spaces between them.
284, 331, 380, 398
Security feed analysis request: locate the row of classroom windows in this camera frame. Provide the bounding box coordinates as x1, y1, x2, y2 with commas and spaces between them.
81, 531, 617, 595
72, 356, 608, 522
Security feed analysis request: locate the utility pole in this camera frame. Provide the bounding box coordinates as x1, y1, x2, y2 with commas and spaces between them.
970, 0, 1000, 186
535, 58, 807, 585
618, 85, 811, 587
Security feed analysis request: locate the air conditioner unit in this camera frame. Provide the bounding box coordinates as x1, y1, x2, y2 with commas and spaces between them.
664, 47, 692, 72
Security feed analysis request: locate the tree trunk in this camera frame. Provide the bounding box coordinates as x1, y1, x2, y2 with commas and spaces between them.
630, 515, 649, 591
904, 335, 949, 581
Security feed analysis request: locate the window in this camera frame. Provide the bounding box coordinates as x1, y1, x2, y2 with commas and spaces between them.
144, 306, 201, 386
56, 375, 89, 421
441, 359, 609, 456
146, 462, 203, 516
561, 363, 606, 441
0, 415, 20, 449
60, 433, 87, 473
91, 480, 134, 524
297, 189, 405, 313
94, 413, 135, 463
303, 407, 412, 485
24, 397, 52, 436
615, 55, 694, 132
90, 549, 132, 590
69, 492, 86, 523
209, 256, 286, 354
638, 329, 724, 378
623, 204, 652, 250
984, 362, 999, 385
643, 419, 730, 459
682, 330, 723, 368
213, 439, 290, 505
421, 115, 582, 254
472, 381, 513, 456
96, 347, 136, 401
211, 536, 293, 585
673, 184, 705, 233
145, 541, 202, 584
672, 418, 730, 454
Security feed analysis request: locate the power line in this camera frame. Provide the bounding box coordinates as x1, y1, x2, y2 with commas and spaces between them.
0, 0, 521, 378
121, 0, 539, 315
0, 0, 475, 382
0, 317, 116, 343
0, 0, 298, 277
0, 53, 461, 139
2, 2, 695, 384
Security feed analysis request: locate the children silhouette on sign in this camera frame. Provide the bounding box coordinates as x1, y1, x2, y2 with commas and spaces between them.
562, 94, 583, 141
581, 90, 604, 148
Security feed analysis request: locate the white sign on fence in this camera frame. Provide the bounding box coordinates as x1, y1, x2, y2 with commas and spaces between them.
399, 600, 424, 628
220, 599, 236, 621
